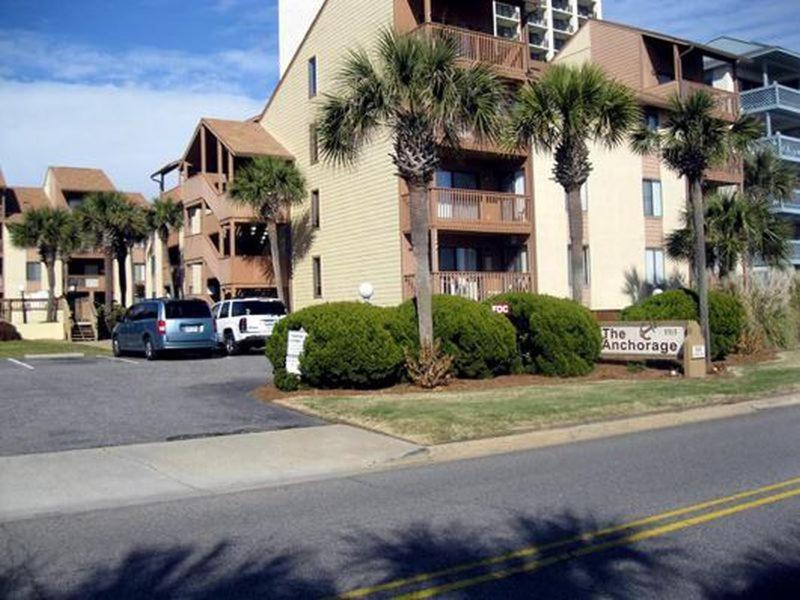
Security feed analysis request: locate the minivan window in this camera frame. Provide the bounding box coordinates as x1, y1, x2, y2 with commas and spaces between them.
164, 300, 212, 319
232, 301, 286, 317
141, 303, 159, 320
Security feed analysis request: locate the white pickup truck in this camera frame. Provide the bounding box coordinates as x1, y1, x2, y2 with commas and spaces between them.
212, 298, 287, 355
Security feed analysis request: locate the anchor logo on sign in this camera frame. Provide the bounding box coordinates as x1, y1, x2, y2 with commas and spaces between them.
639, 325, 654, 341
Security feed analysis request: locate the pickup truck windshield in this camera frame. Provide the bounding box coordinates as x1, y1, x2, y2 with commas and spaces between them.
231, 301, 286, 317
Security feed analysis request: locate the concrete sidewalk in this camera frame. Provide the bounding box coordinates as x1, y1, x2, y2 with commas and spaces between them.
0, 425, 421, 522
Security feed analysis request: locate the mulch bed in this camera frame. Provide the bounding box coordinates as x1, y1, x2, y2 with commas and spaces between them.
255, 356, 758, 402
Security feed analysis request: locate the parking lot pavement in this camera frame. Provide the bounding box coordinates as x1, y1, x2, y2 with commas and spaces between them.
0, 353, 324, 456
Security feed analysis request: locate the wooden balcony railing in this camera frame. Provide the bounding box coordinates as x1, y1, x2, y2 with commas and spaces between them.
644, 80, 739, 121
66, 274, 105, 290
414, 23, 528, 80
705, 156, 743, 184
401, 188, 531, 234
404, 271, 532, 302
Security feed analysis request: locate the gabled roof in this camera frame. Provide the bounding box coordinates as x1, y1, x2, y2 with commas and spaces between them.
48, 166, 115, 192
4, 187, 50, 222
201, 118, 292, 159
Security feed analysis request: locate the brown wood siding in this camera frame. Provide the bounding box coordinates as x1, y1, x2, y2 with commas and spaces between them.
642, 153, 661, 180
644, 217, 664, 246
589, 22, 644, 89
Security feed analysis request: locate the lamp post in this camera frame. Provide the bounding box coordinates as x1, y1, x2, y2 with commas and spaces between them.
18, 284, 27, 324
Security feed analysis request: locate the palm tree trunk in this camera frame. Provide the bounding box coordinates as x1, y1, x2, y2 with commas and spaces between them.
45, 257, 57, 322
160, 232, 173, 298
409, 182, 433, 346
103, 251, 114, 310
116, 248, 129, 308
690, 178, 711, 369
567, 187, 585, 304
267, 220, 286, 305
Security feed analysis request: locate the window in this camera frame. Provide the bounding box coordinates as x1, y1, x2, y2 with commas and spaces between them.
220, 301, 231, 318
644, 109, 660, 132
164, 300, 211, 319
645, 248, 666, 285
312, 257, 323, 298
134, 263, 146, 283
567, 245, 590, 286
308, 56, 317, 97
311, 190, 320, 228
232, 300, 286, 317
309, 123, 319, 164
643, 180, 663, 217
26, 262, 41, 282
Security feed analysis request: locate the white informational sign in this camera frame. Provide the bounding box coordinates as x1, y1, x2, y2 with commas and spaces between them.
600, 324, 685, 358
691, 344, 706, 359
285, 329, 308, 375
491, 303, 510, 315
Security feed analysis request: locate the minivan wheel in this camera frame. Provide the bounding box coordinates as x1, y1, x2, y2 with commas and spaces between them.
112, 336, 122, 357
224, 332, 239, 356
144, 337, 157, 361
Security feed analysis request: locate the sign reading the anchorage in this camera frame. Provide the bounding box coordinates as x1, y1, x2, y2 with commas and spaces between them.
285, 329, 308, 375
600, 323, 685, 359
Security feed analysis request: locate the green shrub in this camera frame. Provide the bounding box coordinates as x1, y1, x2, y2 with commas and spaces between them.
272, 368, 301, 392
391, 295, 518, 379
526, 295, 601, 376
485, 293, 601, 376
0, 320, 22, 341
266, 302, 404, 390
96, 302, 127, 340
621, 289, 745, 360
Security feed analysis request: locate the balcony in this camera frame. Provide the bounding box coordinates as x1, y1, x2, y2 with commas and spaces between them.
644, 80, 739, 121
772, 190, 800, 214
403, 271, 532, 302
183, 233, 275, 289
790, 241, 800, 265
66, 274, 105, 291
401, 188, 531, 234
414, 23, 528, 80
741, 84, 800, 117
765, 133, 800, 163
705, 157, 743, 185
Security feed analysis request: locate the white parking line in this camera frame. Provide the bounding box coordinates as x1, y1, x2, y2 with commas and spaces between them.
100, 356, 138, 365
7, 358, 34, 370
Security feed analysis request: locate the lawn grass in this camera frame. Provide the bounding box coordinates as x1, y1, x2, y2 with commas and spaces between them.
280, 352, 800, 445
0, 340, 111, 359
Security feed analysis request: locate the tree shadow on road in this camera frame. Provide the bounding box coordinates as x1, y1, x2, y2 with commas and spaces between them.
700, 524, 800, 599
0, 509, 694, 599
339, 509, 683, 598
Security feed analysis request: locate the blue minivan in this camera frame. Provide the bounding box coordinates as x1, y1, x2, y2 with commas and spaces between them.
112, 299, 217, 360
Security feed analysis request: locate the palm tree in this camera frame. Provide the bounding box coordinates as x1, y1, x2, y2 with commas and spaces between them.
745, 146, 796, 203
229, 156, 306, 305
148, 196, 185, 298
632, 90, 760, 365
506, 63, 640, 304
110, 201, 151, 306
75, 191, 129, 310
8, 207, 80, 321
317, 29, 505, 345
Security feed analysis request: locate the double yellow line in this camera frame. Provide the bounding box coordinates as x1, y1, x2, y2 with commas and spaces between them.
338, 475, 800, 599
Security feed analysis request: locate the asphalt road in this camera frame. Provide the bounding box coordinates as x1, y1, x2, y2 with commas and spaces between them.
2, 405, 799, 598
0, 353, 322, 455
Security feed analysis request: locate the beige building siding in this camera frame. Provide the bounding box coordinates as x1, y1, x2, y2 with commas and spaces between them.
532, 150, 570, 298
260, 0, 401, 309
661, 168, 691, 282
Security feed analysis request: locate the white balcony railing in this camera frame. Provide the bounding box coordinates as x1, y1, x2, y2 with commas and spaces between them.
741, 83, 800, 114
766, 133, 800, 163
790, 241, 800, 264
403, 272, 532, 302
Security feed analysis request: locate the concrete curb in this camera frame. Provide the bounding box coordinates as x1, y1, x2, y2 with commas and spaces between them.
397, 393, 800, 467
23, 353, 85, 360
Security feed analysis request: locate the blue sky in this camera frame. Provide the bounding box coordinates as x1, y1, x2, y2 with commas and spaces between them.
0, 0, 798, 194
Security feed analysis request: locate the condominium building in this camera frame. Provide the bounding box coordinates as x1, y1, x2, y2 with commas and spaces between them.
156, 1, 741, 314
706, 37, 800, 267
278, 0, 603, 73
0, 167, 148, 338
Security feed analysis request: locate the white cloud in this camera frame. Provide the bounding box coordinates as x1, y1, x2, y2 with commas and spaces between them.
0, 79, 263, 196
0, 29, 277, 96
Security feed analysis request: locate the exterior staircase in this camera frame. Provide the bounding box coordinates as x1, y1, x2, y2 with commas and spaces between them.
70, 322, 96, 342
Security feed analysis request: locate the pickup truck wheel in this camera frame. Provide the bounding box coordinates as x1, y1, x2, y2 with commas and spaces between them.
224, 332, 239, 356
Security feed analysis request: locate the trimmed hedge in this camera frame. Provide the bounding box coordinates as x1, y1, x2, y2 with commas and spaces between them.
620, 289, 745, 360
266, 302, 404, 390
391, 295, 518, 379
0, 320, 22, 342
487, 293, 601, 377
